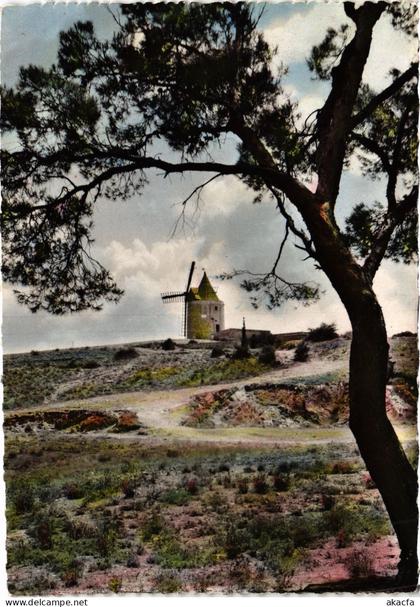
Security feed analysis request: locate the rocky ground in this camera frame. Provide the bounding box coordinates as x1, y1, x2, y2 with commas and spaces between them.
3, 334, 418, 594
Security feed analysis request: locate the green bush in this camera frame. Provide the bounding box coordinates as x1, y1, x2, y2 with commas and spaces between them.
62, 482, 85, 500
61, 559, 82, 587
10, 484, 35, 514
31, 515, 55, 549
217, 518, 250, 559
237, 478, 248, 494
108, 577, 122, 593
121, 478, 136, 498
253, 475, 269, 494
210, 345, 225, 358
114, 347, 138, 361
307, 322, 338, 342
273, 474, 290, 492
258, 345, 277, 366
160, 488, 191, 506
142, 512, 165, 541
294, 341, 309, 362
344, 549, 374, 578
162, 338, 176, 351
154, 534, 194, 569
232, 345, 251, 360
154, 572, 182, 593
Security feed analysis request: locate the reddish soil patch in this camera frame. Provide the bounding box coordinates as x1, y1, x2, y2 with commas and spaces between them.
293, 536, 399, 590
113, 411, 143, 432
4, 408, 145, 433
183, 382, 416, 428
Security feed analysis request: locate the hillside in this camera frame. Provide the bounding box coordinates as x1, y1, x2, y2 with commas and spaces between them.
3, 334, 418, 594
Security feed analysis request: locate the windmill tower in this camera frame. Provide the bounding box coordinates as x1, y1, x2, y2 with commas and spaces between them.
161, 262, 224, 339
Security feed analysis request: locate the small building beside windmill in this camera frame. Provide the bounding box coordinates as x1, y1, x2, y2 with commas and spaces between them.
186, 272, 224, 339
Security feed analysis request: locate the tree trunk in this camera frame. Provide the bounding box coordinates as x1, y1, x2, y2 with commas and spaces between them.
347, 292, 418, 590
297, 201, 418, 589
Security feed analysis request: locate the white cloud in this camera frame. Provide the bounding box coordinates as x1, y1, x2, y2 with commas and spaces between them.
264, 5, 349, 67
283, 83, 324, 125
373, 260, 418, 335
363, 12, 417, 91
266, 6, 416, 101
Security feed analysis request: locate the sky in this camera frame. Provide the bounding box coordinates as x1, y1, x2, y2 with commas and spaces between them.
1, 1, 418, 353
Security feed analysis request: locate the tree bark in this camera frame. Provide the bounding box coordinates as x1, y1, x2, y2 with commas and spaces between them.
348, 290, 418, 590
299, 200, 418, 589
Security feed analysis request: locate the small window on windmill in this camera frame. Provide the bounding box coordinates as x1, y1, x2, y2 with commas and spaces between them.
215, 306, 218, 311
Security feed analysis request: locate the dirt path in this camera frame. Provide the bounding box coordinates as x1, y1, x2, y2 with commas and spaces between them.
5, 354, 416, 447
5, 357, 349, 444
33, 356, 347, 422
124, 357, 347, 431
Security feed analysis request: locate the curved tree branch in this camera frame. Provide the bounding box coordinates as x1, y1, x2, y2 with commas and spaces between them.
315, 1, 386, 202
363, 186, 418, 282
351, 62, 418, 129
351, 132, 391, 172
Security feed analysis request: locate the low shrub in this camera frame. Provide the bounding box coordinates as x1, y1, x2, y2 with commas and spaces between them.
253, 475, 269, 494
272, 552, 301, 591
232, 345, 251, 360
61, 560, 82, 587
108, 577, 122, 593
258, 345, 277, 366
218, 463, 230, 473
217, 518, 249, 559
126, 552, 139, 568
142, 512, 165, 541
178, 357, 266, 389
114, 412, 142, 432
325, 503, 389, 542
185, 478, 199, 495
344, 549, 374, 578
153, 533, 196, 569
79, 413, 115, 432
273, 474, 290, 492
307, 322, 338, 342
96, 527, 118, 558
336, 527, 350, 548
162, 338, 176, 351
321, 494, 335, 511
237, 478, 248, 494
11, 484, 35, 514
210, 345, 225, 358
80, 359, 101, 369
160, 488, 191, 506
121, 478, 136, 498
64, 517, 97, 540
249, 333, 275, 348
113, 347, 138, 361
393, 331, 416, 338
154, 572, 182, 593
62, 569, 79, 588
294, 341, 309, 362
62, 482, 85, 500
30, 513, 55, 549
331, 461, 355, 474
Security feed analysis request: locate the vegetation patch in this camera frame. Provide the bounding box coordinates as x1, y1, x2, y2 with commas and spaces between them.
175, 358, 269, 387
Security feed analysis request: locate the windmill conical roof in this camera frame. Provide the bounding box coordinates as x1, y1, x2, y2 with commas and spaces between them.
197, 272, 219, 301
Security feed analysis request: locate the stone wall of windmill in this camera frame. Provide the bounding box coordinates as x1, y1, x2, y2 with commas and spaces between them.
186, 272, 224, 339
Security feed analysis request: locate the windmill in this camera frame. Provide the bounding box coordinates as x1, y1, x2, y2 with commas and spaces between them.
161, 261, 196, 337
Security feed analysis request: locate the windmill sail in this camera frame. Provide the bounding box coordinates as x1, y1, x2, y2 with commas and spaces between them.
183, 262, 195, 337
160, 262, 196, 337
